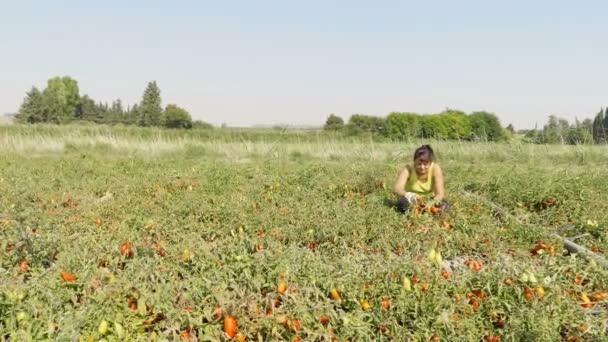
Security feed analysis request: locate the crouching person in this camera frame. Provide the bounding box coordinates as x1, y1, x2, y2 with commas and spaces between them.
393, 144, 450, 213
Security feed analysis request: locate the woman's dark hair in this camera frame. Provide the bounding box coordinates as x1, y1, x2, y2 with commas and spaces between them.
413, 144, 435, 162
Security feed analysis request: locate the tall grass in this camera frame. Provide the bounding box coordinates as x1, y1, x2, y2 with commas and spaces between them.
1, 124, 608, 165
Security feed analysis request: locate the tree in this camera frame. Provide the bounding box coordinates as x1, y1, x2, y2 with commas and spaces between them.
506, 124, 515, 134
124, 104, 139, 125
164, 104, 193, 129
581, 118, 593, 131
346, 114, 385, 135
106, 99, 125, 124
42, 76, 80, 123
16, 87, 45, 123
437, 110, 472, 140
469, 111, 504, 141
592, 108, 605, 143
76, 95, 97, 122
385, 112, 420, 140
138, 81, 163, 126
323, 114, 344, 131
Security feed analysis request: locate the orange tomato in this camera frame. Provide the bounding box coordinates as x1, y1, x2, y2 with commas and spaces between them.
127, 296, 137, 310
469, 299, 480, 311
441, 270, 450, 279
283, 318, 301, 332
277, 280, 287, 294
19, 259, 29, 270
524, 287, 533, 301
320, 315, 329, 325
534, 287, 545, 297
308, 241, 316, 251
179, 329, 191, 341
60, 271, 76, 282
329, 288, 341, 301
359, 298, 371, 311
380, 296, 391, 310
120, 241, 133, 257
223, 315, 237, 338
156, 243, 166, 257
471, 289, 485, 299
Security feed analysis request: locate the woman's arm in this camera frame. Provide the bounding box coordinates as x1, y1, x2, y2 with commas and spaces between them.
432, 164, 445, 202
393, 166, 410, 197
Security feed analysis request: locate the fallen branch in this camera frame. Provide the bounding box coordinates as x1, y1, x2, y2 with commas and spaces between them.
461, 191, 608, 269
551, 233, 608, 268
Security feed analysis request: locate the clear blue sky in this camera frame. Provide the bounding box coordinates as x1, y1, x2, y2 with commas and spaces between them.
1, 0, 607, 129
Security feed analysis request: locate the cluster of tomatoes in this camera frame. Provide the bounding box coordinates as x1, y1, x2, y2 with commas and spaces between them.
412, 196, 441, 217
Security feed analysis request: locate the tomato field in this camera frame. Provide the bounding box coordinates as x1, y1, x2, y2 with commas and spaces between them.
1, 126, 607, 341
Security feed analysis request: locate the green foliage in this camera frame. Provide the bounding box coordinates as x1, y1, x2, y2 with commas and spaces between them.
0, 128, 607, 340
138, 81, 164, 127
164, 104, 193, 129
592, 108, 606, 143
106, 100, 125, 125
506, 124, 515, 134
41, 76, 80, 124
124, 104, 140, 126
192, 120, 214, 129
469, 111, 504, 142
525, 115, 594, 145
15, 77, 208, 129
323, 114, 344, 131
16, 87, 45, 123
346, 114, 386, 135
76, 95, 97, 122
385, 112, 421, 139
382, 110, 489, 141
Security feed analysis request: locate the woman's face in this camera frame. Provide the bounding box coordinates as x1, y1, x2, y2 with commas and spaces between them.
414, 157, 431, 175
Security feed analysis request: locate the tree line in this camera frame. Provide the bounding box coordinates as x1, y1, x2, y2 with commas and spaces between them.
15, 76, 607, 144
521, 108, 608, 144
325, 108, 608, 144
324, 110, 507, 142
16, 76, 208, 129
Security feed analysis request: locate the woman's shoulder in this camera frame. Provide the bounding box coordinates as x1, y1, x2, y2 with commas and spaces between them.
432, 163, 443, 175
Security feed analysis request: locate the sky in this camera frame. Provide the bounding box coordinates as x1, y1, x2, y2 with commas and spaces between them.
1, 0, 607, 129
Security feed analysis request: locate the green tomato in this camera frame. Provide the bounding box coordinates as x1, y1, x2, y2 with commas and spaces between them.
114, 322, 125, 338
98, 319, 109, 335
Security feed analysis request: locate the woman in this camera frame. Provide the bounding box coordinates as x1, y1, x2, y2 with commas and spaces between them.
393, 144, 449, 213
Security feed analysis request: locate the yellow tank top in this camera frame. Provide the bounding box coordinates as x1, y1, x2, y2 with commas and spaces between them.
405, 163, 434, 196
